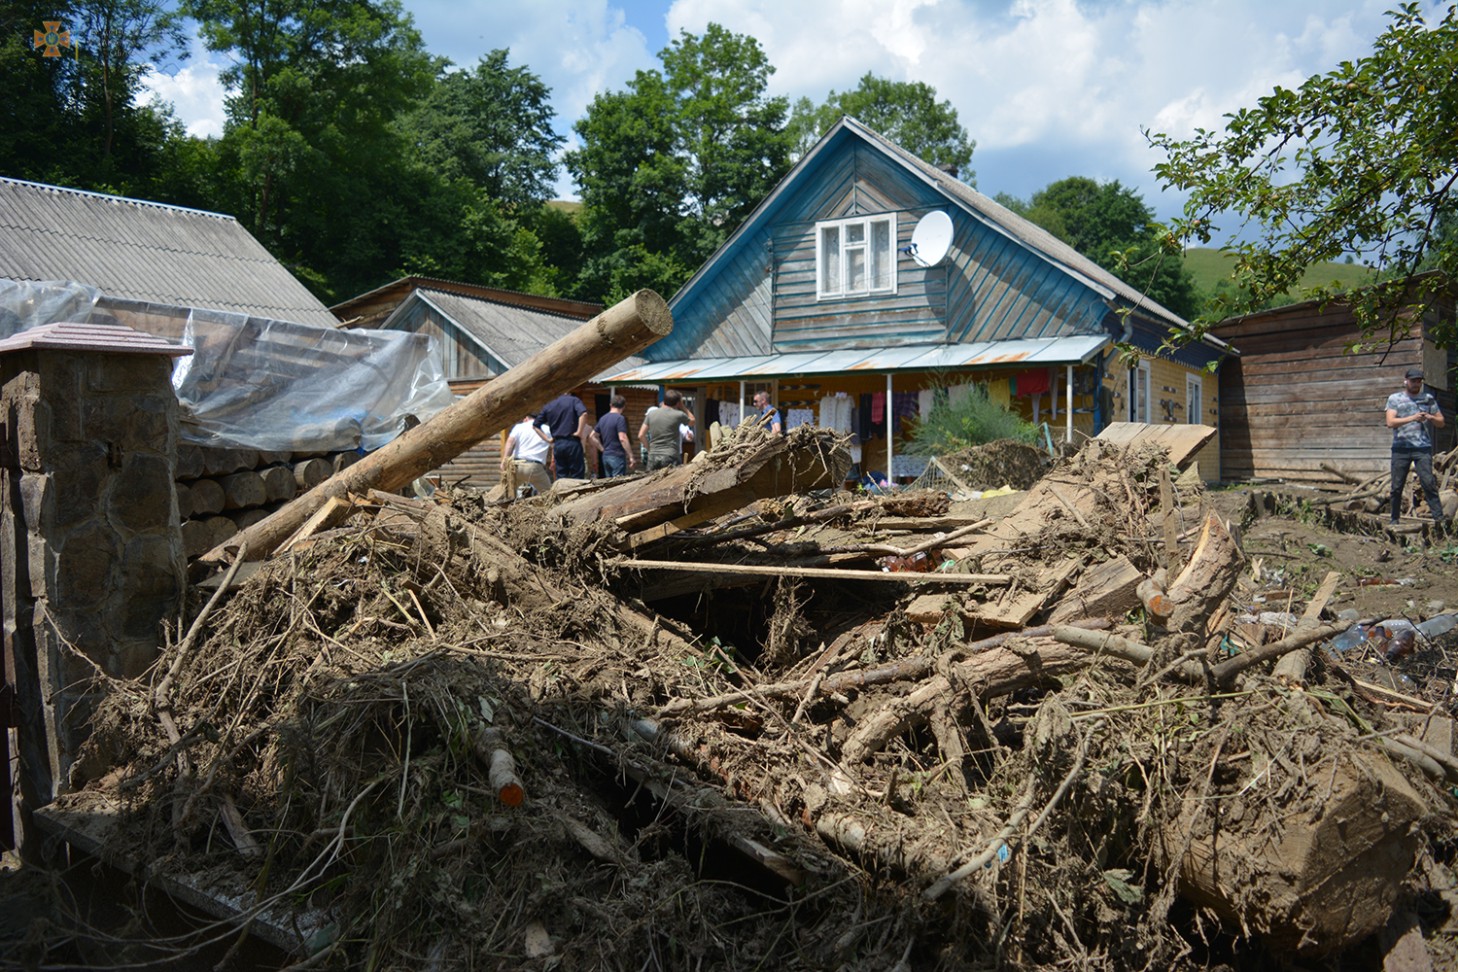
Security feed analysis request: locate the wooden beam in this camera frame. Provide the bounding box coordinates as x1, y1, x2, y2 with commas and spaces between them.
614, 559, 1011, 585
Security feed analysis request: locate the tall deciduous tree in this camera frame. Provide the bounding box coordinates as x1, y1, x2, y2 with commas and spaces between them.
404, 50, 563, 211
567, 23, 794, 303
0, 0, 188, 194
787, 73, 976, 182
1149, 1, 1458, 344
189, 0, 441, 299
1003, 176, 1201, 321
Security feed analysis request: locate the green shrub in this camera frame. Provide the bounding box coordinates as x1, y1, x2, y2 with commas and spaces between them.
902, 384, 1039, 456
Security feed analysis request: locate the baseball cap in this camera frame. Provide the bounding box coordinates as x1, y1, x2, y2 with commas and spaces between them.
1406, 368, 1424, 379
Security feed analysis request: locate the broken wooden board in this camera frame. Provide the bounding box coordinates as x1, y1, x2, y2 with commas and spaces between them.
1045, 555, 1143, 625
905, 558, 1080, 629
1094, 422, 1217, 471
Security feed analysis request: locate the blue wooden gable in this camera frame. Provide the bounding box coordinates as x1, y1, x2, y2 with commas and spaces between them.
656, 118, 1189, 365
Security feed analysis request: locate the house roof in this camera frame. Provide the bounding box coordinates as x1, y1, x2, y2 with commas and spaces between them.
598, 334, 1111, 384
0, 177, 338, 327
670, 117, 1222, 351
370, 282, 644, 381
331, 275, 602, 323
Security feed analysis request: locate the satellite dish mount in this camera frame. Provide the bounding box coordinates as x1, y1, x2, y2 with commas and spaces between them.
908, 210, 953, 268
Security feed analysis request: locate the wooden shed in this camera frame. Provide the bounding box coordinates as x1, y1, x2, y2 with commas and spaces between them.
1213, 280, 1457, 484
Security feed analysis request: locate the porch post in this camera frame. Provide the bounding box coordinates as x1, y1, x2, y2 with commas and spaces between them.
1066, 365, 1074, 443
886, 372, 894, 485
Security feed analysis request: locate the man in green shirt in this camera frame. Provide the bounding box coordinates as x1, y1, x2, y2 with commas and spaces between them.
638, 389, 695, 471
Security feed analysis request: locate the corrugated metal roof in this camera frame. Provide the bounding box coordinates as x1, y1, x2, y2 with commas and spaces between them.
0, 178, 338, 327
389, 287, 647, 380
598, 335, 1110, 384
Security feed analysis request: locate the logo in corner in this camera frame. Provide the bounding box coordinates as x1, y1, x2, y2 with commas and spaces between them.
34, 21, 71, 57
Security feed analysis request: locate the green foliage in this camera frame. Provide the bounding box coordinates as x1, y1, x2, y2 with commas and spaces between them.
1149, 2, 1458, 345
1002, 176, 1201, 320
567, 23, 794, 302
786, 73, 976, 182
402, 50, 563, 210
902, 385, 1038, 456
0, 0, 189, 195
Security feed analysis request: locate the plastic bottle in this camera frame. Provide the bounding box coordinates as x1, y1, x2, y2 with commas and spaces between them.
1417, 614, 1458, 639
1328, 624, 1368, 653
1384, 628, 1417, 662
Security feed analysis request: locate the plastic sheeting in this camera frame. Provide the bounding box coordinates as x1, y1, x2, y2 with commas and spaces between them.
0, 279, 456, 452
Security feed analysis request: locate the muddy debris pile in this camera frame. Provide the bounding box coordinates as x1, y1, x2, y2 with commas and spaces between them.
47, 425, 1458, 970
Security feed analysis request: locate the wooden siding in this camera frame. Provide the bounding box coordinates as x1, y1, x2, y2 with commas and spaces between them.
1216, 304, 1455, 483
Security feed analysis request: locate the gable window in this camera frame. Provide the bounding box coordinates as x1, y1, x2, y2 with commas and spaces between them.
1128, 361, 1151, 422
1186, 373, 1203, 425
817, 215, 896, 298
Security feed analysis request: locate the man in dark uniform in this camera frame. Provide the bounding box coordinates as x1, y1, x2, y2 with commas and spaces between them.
536, 390, 589, 480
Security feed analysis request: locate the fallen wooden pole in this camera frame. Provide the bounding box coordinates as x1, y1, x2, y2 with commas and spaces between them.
201, 289, 673, 564
615, 559, 1011, 585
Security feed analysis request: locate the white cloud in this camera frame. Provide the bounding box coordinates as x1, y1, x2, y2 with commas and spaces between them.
141, 38, 227, 139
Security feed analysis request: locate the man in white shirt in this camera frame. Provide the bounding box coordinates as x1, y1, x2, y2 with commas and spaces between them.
502, 415, 553, 496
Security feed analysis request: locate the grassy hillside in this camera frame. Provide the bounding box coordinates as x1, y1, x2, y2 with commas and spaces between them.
1182, 247, 1376, 301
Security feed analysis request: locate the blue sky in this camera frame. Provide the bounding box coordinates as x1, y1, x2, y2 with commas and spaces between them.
145, 0, 1439, 226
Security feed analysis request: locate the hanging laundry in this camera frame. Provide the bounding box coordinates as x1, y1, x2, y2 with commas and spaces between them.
718, 402, 741, 427
786, 407, 815, 430
870, 392, 886, 423
1014, 368, 1051, 397
918, 388, 935, 418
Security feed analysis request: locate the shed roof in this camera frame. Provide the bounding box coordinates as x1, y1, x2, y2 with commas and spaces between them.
0, 177, 337, 327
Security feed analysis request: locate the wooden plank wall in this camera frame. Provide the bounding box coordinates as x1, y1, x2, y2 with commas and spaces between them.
1216, 304, 1453, 484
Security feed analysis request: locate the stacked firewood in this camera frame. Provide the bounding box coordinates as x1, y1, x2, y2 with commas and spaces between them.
174, 445, 360, 557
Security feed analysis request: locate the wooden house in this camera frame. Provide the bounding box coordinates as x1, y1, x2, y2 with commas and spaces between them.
330, 277, 658, 483
1213, 278, 1457, 484
599, 118, 1232, 481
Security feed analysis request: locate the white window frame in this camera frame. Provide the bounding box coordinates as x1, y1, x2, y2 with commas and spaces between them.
816, 214, 897, 299
1128, 361, 1152, 422
1185, 373, 1203, 425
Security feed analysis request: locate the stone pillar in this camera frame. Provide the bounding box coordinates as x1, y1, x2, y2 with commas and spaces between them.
0, 324, 190, 856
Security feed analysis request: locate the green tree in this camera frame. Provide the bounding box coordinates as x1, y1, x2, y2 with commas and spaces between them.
1004, 176, 1201, 320
786, 73, 975, 181
1149, 2, 1458, 344
0, 0, 189, 194
567, 23, 794, 303
403, 50, 563, 210
189, 0, 442, 299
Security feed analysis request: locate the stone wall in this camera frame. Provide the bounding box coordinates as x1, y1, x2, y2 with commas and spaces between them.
2, 347, 185, 850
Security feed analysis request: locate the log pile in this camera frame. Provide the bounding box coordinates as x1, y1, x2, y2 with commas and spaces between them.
33, 421, 1458, 971
174, 445, 361, 557
1321, 444, 1458, 525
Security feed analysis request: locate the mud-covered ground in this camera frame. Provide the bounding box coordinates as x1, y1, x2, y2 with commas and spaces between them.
5, 440, 1458, 971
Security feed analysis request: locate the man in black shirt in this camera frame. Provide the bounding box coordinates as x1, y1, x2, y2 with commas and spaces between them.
536, 390, 589, 480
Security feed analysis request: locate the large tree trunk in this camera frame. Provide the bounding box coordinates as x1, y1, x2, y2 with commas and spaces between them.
201, 290, 673, 565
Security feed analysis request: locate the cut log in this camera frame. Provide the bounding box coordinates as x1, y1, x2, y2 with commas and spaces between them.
174, 481, 194, 521
202, 448, 258, 477
202, 290, 673, 565
1159, 513, 1243, 636
219, 471, 267, 510
260, 465, 297, 503
187, 478, 225, 517
1162, 742, 1428, 955
292, 457, 332, 490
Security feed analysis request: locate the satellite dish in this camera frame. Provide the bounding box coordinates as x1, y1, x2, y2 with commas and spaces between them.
909, 210, 953, 268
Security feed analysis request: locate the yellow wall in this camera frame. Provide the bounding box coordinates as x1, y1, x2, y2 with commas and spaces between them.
1103, 351, 1222, 481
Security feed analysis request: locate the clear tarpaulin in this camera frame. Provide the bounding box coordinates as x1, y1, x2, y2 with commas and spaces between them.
0, 279, 456, 452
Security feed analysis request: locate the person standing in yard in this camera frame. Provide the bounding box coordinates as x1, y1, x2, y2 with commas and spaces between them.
591, 394, 636, 477
502, 414, 553, 496
639, 389, 695, 471
536, 389, 589, 480
753, 390, 782, 434
1386, 367, 1447, 528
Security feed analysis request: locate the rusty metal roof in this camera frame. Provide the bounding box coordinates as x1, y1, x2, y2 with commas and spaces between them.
0, 178, 338, 327
598, 335, 1109, 384
0, 321, 193, 357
